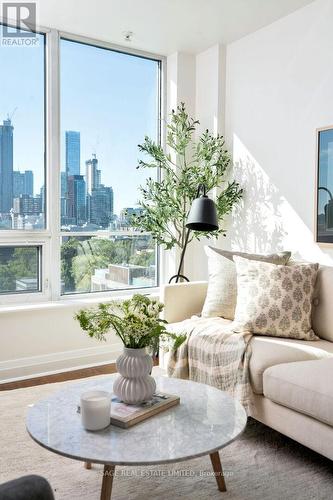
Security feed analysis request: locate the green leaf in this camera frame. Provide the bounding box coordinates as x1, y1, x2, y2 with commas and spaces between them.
131, 103, 242, 254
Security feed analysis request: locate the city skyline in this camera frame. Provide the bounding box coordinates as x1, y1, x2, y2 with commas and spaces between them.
60, 39, 159, 214
0, 116, 142, 230
0, 35, 159, 216
0, 117, 45, 230
61, 137, 115, 229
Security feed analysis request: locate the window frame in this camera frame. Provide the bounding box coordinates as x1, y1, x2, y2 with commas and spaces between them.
0, 24, 166, 305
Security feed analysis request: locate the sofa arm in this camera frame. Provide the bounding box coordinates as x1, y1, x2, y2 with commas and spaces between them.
160, 281, 208, 324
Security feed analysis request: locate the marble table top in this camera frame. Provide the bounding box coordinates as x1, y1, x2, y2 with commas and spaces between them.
26, 375, 247, 466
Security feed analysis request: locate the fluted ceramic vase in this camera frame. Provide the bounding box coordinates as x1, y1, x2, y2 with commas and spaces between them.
113, 347, 156, 404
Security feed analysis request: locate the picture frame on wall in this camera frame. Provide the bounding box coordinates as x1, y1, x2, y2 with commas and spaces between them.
316, 126, 333, 244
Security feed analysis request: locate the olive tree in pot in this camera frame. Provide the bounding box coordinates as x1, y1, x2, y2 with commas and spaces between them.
130, 103, 243, 280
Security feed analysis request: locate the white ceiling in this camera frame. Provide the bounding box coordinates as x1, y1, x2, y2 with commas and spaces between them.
38, 0, 315, 55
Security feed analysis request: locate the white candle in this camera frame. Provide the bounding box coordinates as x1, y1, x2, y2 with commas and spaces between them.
80, 390, 111, 431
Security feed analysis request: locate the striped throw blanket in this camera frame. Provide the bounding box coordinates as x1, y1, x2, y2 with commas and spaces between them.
166, 316, 253, 412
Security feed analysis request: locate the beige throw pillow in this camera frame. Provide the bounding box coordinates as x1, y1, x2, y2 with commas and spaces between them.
202, 247, 291, 320
233, 256, 319, 340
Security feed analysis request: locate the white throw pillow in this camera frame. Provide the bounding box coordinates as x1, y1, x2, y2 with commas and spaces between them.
233, 256, 319, 340
202, 247, 291, 320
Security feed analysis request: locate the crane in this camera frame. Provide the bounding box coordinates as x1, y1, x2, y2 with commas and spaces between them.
7, 107, 17, 123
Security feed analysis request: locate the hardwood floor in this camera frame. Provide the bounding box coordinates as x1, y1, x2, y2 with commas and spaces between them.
0, 357, 159, 391
0, 363, 117, 391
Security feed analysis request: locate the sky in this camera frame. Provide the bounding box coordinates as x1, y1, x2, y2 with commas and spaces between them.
0, 34, 159, 215
0, 33, 45, 189
318, 129, 333, 215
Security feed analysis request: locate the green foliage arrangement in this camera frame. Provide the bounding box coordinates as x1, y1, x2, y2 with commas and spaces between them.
131, 103, 243, 252
76, 294, 186, 351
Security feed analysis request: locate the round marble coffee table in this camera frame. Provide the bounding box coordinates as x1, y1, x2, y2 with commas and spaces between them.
26, 375, 247, 499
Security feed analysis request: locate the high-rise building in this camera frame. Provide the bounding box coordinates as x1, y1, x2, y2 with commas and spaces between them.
33, 195, 42, 214
24, 170, 33, 196
13, 170, 34, 198
85, 155, 101, 195
13, 171, 24, 198
65, 131, 80, 176
61, 171, 67, 197
96, 169, 101, 188
90, 185, 113, 227
86, 155, 102, 222
13, 194, 38, 215
67, 175, 86, 226
0, 118, 14, 213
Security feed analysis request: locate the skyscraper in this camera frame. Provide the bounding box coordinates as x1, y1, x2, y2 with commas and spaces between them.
65, 131, 80, 176
13, 194, 34, 215
90, 185, 113, 227
86, 154, 101, 222
67, 175, 86, 226
24, 170, 33, 196
85, 155, 101, 195
13, 171, 24, 198
13, 170, 34, 198
0, 118, 14, 213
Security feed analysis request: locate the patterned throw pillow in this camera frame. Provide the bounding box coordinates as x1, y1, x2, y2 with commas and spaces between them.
233, 256, 319, 340
201, 247, 291, 320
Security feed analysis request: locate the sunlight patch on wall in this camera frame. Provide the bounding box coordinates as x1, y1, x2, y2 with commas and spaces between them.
227, 134, 333, 265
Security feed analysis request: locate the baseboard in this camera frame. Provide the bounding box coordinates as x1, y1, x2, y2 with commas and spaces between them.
0, 344, 123, 382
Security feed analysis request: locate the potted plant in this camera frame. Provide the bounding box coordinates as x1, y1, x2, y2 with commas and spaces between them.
130, 102, 243, 278
76, 294, 185, 404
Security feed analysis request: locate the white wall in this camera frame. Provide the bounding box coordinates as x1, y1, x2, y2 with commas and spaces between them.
163, 52, 196, 283
225, 0, 333, 265
185, 44, 228, 281
196, 44, 226, 136
164, 46, 230, 283
0, 300, 123, 381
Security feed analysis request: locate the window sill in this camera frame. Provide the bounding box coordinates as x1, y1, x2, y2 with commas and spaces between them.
0, 287, 160, 314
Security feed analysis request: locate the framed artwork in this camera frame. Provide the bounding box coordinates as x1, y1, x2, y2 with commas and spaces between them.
316, 127, 333, 244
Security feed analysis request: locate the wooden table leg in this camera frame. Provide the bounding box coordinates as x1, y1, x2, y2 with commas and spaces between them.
210, 452, 227, 492
100, 464, 116, 500
84, 462, 92, 469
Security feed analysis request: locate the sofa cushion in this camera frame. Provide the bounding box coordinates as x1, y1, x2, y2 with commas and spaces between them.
201, 247, 291, 320
312, 265, 333, 342
233, 257, 319, 340
263, 359, 333, 426
249, 336, 333, 394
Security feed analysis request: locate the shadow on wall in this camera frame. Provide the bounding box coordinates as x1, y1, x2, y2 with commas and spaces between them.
229, 156, 287, 254
225, 134, 333, 265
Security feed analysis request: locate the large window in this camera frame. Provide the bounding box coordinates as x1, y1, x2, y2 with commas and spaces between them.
60, 39, 160, 294
0, 26, 162, 303
0, 31, 45, 230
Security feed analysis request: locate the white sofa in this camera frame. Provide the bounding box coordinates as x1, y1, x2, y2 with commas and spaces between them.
159, 266, 333, 461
